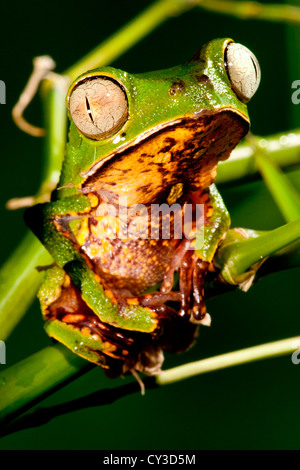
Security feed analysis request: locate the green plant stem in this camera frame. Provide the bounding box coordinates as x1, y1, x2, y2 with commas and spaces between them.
247, 134, 300, 223
216, 129, 300, 184
156, 336, 300, 385
37, 75, 69, 200
218, 219, 300, 285
63, 0, 193, 81
0, 232, 52, 341
0, 343, 92, 427
254, 152, 300, 222
257, 242, 300, 281
1, 335, 299, 428
0, 78, 68, 341
198, 1, 300, 25
63, 0, 300, 82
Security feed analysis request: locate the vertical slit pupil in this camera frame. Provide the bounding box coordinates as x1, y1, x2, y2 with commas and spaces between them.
250, 56, 258, 81
85, 97, 94, 123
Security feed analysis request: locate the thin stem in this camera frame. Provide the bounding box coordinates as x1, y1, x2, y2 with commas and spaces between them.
216, 129, 300, 185
64, 1, 300, 82
11, 56, 56, 137
235, 219, 300, 273
254, 153, 300, 221
63, 0, 193, 81
198, 1, 300, 25
1, 335, 299, 429
37, 75, 69, 200
156, 336, 300, 385
0, 77, 68, 340
247, 134, 300, 222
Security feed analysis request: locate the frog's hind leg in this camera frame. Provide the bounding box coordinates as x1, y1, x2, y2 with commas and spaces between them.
179, 184, 230, 323
142, 184, 230, 324
179, 251, 211, 323
160, 239, 212, 324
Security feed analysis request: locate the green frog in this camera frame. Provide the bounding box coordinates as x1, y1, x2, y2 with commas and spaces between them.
26, 38, 260, 378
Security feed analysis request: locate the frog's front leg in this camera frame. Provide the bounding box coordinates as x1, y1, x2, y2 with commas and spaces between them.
38, 264, 172, 378
25, 195, 198, 374
38, 265, 130, 370
25, 195, 171, 334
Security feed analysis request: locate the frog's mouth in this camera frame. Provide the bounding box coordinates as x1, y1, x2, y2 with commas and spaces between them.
80, 106, 249, 182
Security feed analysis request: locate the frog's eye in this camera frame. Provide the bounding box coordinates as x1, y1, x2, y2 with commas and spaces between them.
68, 76, 128, 140
225, 43, 260, 103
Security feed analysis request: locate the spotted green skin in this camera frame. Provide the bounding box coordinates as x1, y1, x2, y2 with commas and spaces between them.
26, 38, 250, 364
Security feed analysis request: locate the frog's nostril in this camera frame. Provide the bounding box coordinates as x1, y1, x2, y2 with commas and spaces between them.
169, 80, 186, 96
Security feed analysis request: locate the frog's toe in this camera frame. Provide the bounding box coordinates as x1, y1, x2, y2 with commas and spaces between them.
138, 249, 211, 324
178, 252, 210, 324
131, 343, 165, 377
191, 259, 210, 324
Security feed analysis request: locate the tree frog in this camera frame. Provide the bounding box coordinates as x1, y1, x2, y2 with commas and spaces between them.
26, 38, 260, 378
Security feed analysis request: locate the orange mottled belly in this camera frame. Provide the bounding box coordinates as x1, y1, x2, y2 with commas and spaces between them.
54, 111, 247, 295
55, 200, 182, 295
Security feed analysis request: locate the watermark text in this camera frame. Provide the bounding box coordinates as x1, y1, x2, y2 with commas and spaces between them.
0, 341, 6, 364
291, 80, 300, 105
0, 80, 5, 104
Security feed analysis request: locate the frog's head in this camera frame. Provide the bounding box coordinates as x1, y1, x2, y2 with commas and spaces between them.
58, 38, 260, 197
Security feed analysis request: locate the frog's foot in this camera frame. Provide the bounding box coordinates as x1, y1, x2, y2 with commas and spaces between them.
122, 290, 199, 353
159, 238, 212, 324
179, 252, 211, 324
40, 267, 174, 379
131, 254, 211, 324
137, 291, 181, 311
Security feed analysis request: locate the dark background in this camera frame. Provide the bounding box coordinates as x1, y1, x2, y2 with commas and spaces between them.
0, 0, 300, 450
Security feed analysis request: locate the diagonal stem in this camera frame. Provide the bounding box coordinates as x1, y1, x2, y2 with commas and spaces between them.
156, 336, 300, 385
198, 1, 300, 25
1, 335, 299, 430
216, 129, 300, 184
0, 343, 92, 428
247, 133, 300, 223
63, 0, 194, 81
64, 1, 300, 82
0, 77, 68, 341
